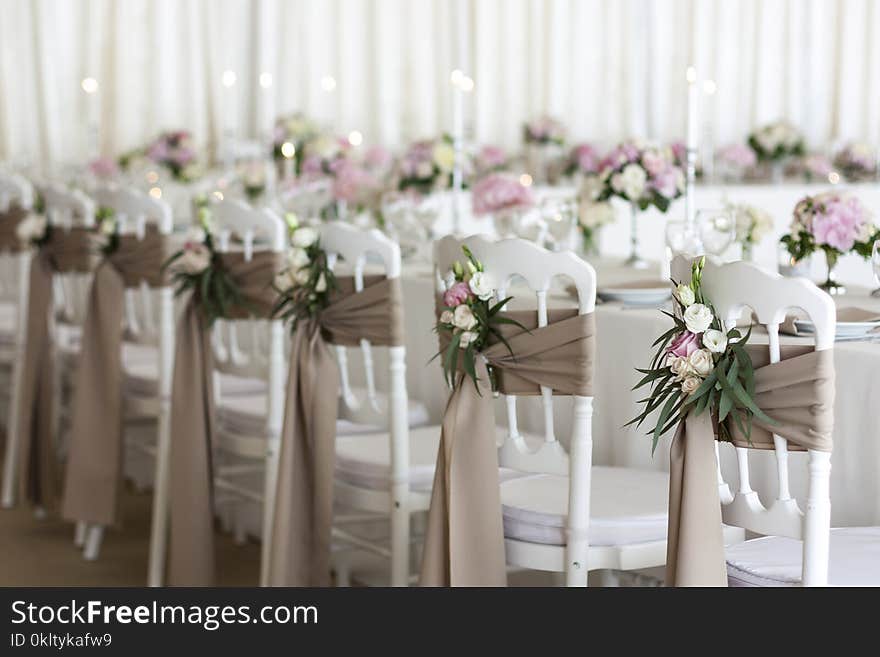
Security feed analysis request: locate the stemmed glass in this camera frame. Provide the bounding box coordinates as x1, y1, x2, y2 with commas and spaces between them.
665, 218, 702, 260
696, 208, 736, 257
871, 239, 880, 297
542, 197, 578, 251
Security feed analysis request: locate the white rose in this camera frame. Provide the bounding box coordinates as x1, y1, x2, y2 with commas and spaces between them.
186, 226, 206, 244
619, 163, 647, 200
683, 303, 713, 334
293, 267, 311, 285
15, 214, 47, 245
291, 226, 318, 248
288, 247, 310, 269
100, 217, 116, 235
681, 375, 701, 395
468, 271, 494, 301
675, 284, 695, 307
459, 330, 478, 348
177, 244, 211, 275
687, 349, 714, 377
452, 304, 478, 330
440, 310, 454, 324
274, 270, 296, 290
702, 329, 728, 354
432, 142, 456, 173
668, 355, 689, 379
315, 273, 327, 293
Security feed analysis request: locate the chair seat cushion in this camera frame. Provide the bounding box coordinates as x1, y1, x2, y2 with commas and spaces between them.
339, 388, 431, 429
726, 527, 880, 587
335, 426, 537, 492
500, 467, 670, 547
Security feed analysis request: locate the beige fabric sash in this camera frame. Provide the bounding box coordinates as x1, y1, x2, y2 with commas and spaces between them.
168, 251, 283, 586
0, 205, 29, 251
17, 228, 93, 510
666, 346, 835, 587
61, 228, 170, 526
420, 310, 596, 587
267, 276, 403, 586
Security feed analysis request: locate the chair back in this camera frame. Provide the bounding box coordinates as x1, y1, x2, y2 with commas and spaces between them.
671, 255, 836, 586
0, 173, 34, 308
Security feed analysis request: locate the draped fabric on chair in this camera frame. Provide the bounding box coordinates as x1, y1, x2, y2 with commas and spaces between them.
0, 205, 29, 251
166, 251, 283, 586
61, 228, 169, 527
420, 308, 596, 587
267, 275, 403, 586
17, 227, 93, 510
666, 345, 835, 587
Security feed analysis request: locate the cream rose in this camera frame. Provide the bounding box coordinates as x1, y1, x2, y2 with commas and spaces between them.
288, 247, 310, 269
681, 375, 701, 395
687, 349, 714, 377
15, 214, 47, 245
439, 310, 454, 324
683, 303, 713, 334
177, 244, 211, 275
675, 284, 695, 307
468, 271, 494, 301
291, 226, 318, 248
702, 329, 728, 354
452, 304, 477, 331
432, 142, 456, 173
458, 330, 478, 348
668, 355, 689, 380
293, 267, 311, 286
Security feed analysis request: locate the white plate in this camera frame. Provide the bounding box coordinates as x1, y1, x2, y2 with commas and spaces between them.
793, 319, 880, 339
597, 281, 671, 306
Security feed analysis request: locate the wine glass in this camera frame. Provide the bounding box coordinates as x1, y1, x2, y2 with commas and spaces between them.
696, 208, 736, 257
665, 218, 702, 258
543, 198, 578, 251
871, 239, 880, 297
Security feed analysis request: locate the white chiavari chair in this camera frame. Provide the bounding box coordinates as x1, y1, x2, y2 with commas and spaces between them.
323, 222, 430, 587
671, 255, 880, 586
436, 236, 740, 586
75, 184, 175, 566
0, 173, 33, 509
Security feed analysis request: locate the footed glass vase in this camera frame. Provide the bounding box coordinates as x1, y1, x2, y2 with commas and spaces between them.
819, 249, 846, 295
624, 203, 650, 269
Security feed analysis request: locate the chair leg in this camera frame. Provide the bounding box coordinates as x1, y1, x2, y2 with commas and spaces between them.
147, 403, 172, 587
389, 484, 410, 587
258, 442, 280, 586
83, 525, 104, 561
334, 555, 352, 587
74, 521, 87, 547
1, 356, 25, 509
233, 505, 248, 546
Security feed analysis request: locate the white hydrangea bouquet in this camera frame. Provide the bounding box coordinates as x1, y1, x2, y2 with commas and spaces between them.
434, 246, 525, 390
628, 257, 772, 452
723, 201, 774, 260
596, 140, 684, 213
747, 120, 805, 163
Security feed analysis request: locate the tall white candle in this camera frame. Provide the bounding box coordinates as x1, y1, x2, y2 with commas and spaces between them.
221, 70, 237, 171
686, 67, 699, 151
81, 77, 100, 160
450, 71, 473, 235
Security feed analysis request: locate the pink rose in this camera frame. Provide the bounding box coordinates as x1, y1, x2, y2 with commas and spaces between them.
667, 330, 700, 358
443, 281, 472, 307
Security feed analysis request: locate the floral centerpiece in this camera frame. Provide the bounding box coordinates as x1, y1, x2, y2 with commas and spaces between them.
88, 157, 120, 181
238, 161, 269, 201
475, 145, 509, 176
596, 140, 685, 268
628, 256, 772, 452
434, 246, 524, 390
577, 176, 614, 255
119, 131, 202, 183
716, 143, 757, 181
271, 219, 336, 331
300, 134, 352, 179
523, 115, 566, 184
833, 142, 877, 182
781, 191, 877, 294
723, 201, 773, 261
472, 173, 535, 238
796, 153, 834, 183
272, 112, 320, 176
747, 120, 804, 182
523, 115, 565, 146
397, 137, 459, 195
564, 143, 601, 178
331, 160, 384, 218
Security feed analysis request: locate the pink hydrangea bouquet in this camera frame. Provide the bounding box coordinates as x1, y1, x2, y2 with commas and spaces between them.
301, 134, 352, 179
472, 173, 535, 216
331, 160, 384, 213
833, 142, 877, 182
796, 153, 834, 183
145, 131, 200, 182
596, 140, 684, 212
782, 191, 877, 291
434, 246, 524, 390
565, 143, 601, 177
717, 143, 758, 170
523, 115, 565, 146
397, 136, 467, 195
475, 145, 509, 175
88, 157, 120, 180
628, 257, 771, 452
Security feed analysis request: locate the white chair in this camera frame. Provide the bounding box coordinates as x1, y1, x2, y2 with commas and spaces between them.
76, 184, 175, 571
322, 222, 426, 587
0, 172, 33, 509
671, 255, 880, 586
436, 236, 736, 586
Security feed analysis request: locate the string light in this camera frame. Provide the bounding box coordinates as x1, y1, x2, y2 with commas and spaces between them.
320, 75, 337, 92
149, 187, 162, 199
281, 142, 295, 158
146, 171, 159, 184
221, 70, 237, 87
702, 79, 717, 95
828, 171, 840, 184
519, 174, 533, 187
450, 69, 464, 85
81, 77, 98, 94
686, 66, 697, 83
259, 72, 273, 88
348, 131, 363, 146
212, 191, 224, 201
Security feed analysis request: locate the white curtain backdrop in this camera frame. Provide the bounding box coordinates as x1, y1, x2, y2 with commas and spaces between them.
2, 0, 879, 167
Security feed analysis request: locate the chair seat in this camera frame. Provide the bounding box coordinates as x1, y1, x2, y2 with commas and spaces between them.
339, 388, 431, 429
335, 425, 531, 492
216, 393, 383, 437
726, 527, 880, 587
123, 347, 266, 398
500, 467, 670, 547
